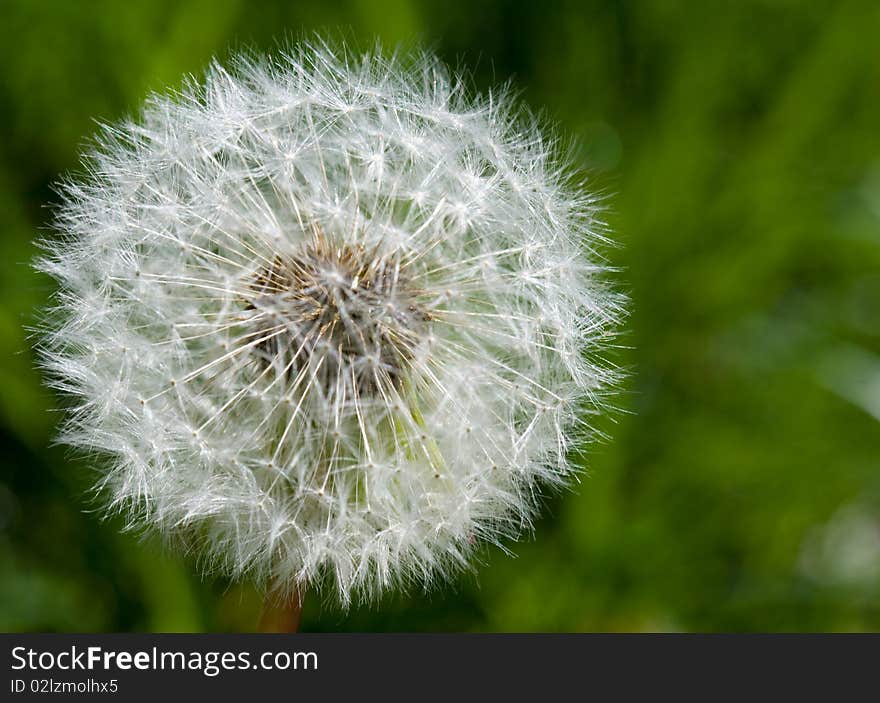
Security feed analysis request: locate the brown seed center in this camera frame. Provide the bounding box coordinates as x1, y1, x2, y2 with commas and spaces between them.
244, 237, 428, 396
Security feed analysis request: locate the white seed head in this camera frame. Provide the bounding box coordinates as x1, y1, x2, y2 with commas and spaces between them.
36, 42, 622, 605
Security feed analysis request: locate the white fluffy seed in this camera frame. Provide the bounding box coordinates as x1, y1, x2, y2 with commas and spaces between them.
35, 42, 622, 605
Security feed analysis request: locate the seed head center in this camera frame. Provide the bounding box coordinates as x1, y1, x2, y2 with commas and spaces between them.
245, 237, 428, 395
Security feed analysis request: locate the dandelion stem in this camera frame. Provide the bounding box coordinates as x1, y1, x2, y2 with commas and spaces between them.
257, 585, 304, 633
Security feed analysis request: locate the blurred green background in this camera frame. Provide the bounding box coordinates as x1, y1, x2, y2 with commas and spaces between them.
2, 0, 880, 632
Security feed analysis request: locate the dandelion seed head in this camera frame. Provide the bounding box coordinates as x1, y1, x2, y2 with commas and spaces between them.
36, 42, 622, 604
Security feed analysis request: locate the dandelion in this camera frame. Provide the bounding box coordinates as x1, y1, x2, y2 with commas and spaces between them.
36, 42, 621, 615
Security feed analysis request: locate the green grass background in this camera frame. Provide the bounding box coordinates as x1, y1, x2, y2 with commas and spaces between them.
2, 0, 880, 631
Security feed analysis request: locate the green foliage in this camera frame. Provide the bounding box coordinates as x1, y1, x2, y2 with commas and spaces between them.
2, 0, 879, 631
